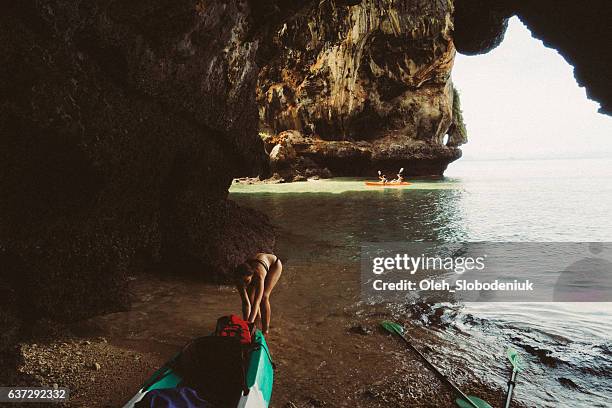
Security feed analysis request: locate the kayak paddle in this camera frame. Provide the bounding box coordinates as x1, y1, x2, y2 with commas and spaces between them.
380, 321, 492, 408
504, 348, 524, 408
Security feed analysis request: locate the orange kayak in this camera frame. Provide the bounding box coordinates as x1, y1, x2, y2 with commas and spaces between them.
365, 181, 411, 186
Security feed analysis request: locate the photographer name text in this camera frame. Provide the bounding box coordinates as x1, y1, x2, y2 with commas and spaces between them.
372, 278, 534, 292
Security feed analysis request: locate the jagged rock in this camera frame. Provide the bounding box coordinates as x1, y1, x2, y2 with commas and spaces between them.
453, 0, 511, 55
258, 0, 464, 177
266, 130, 461, 177
270, 143, 298, 165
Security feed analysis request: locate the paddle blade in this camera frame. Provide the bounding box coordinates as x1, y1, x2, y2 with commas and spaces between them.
456, 396, 493, 408
399, 167, 404, 173
380, 320, 405, 336
378, 170, 382, 175
507, 347, 525, 372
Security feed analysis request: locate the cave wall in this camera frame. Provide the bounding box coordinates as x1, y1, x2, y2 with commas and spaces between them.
454, 0, 612, 115
0, 0, 275, 339
1, 0, 610, 345
257, 0, 465, 178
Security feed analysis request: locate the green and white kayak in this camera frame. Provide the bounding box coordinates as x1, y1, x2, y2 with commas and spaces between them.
239, 331, 274, 407
123, 330, 273, 408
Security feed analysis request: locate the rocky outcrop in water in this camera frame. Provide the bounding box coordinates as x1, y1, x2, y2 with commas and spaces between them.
0, 0, 275, 343
258, 0, 465, 179
259, 0, 612, 180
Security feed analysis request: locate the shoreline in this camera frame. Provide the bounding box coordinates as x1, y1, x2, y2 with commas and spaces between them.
230, 176, 458, 195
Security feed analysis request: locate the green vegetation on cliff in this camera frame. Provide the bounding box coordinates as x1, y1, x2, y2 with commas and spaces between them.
450, 85, 468, 146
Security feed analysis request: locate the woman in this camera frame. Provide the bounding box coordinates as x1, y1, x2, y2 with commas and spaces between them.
235, 253, 282, 334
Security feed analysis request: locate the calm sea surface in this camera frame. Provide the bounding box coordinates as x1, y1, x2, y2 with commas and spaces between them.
230, 158, 612, 407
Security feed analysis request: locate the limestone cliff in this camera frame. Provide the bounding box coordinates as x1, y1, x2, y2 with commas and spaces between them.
258, 0, 465, 179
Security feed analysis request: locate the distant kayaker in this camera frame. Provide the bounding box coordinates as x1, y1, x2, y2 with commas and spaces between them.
391, 167, 404, 183
235, 253, 282, 335
378, 170, 388, 183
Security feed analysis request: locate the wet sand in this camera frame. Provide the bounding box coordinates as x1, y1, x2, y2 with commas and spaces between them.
13, 337, 165, 407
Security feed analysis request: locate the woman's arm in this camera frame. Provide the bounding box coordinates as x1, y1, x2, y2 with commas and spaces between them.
248, 278, 265, 323
237, 284, 251, 321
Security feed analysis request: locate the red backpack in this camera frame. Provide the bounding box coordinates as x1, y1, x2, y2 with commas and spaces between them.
215, 315, 252, 344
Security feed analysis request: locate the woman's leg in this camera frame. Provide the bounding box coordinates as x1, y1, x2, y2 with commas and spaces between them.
248, 284, 256, 306
262, 259, 282, 334
261, 295, 271, 334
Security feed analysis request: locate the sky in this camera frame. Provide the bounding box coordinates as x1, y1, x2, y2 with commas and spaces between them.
452, 17, 612, 161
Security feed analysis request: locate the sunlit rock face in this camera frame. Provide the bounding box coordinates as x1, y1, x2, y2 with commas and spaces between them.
0, 0, 274, 331
454, 0, 612, 115
258, 0, 465, 179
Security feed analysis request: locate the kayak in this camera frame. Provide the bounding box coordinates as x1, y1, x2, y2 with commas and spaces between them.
123, 330, 273, 408
365, 181, 411, 186
240, 331, 274, 408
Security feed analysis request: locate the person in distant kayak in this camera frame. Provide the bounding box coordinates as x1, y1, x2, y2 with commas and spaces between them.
391, 167, 404, 183
378, 171, 388, 183
235, 253, 282, 335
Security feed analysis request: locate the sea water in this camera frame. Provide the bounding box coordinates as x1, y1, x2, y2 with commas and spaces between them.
230, 157, 612, 408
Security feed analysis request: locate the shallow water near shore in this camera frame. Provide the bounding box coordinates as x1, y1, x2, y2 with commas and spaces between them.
230, 157, 612, 407
88, 158, 611, 407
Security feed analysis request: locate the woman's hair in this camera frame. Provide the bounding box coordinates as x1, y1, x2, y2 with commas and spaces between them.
235, 262, 254, 279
